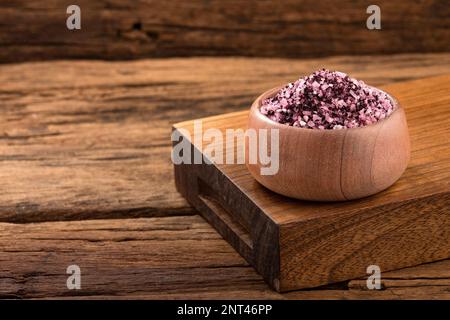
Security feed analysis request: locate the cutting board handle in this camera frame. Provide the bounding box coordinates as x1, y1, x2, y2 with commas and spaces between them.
197, 178, 254, 257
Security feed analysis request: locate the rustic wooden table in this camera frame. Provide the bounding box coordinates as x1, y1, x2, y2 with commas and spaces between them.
0, 53, 449, 299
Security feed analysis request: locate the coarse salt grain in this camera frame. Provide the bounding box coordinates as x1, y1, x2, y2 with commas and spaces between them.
260, 69, 396, 130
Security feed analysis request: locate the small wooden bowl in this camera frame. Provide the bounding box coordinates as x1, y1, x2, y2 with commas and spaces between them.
246, 86, 410, 201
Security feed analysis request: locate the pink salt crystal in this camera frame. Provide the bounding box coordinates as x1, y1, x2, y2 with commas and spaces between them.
260, 69, 395, 129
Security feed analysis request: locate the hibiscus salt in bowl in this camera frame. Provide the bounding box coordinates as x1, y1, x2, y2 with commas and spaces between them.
246, 70, 410, 201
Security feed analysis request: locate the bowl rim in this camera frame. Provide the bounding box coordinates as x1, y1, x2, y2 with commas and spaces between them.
251, 84, 402, 133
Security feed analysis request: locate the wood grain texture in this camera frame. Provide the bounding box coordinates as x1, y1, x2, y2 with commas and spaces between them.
1, 54, 450, 223
246, 87, 410, 201
174, 74, 450, 291
1, 54, 450, 299
0, 0, 449, 63
0, 216, 449, 299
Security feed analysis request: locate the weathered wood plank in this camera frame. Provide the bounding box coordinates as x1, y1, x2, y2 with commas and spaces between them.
0, 0, 449, 63
0, 216, 448, 299
0, 216, 281, 299
1, 54, 450, 222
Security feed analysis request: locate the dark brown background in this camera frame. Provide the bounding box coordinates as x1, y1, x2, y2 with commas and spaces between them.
0, 0, 449, 63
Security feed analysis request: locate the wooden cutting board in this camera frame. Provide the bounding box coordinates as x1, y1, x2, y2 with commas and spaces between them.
172, 74, 450, 292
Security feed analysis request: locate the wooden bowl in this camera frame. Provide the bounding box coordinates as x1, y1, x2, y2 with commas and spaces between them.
246, 86, 410, 201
